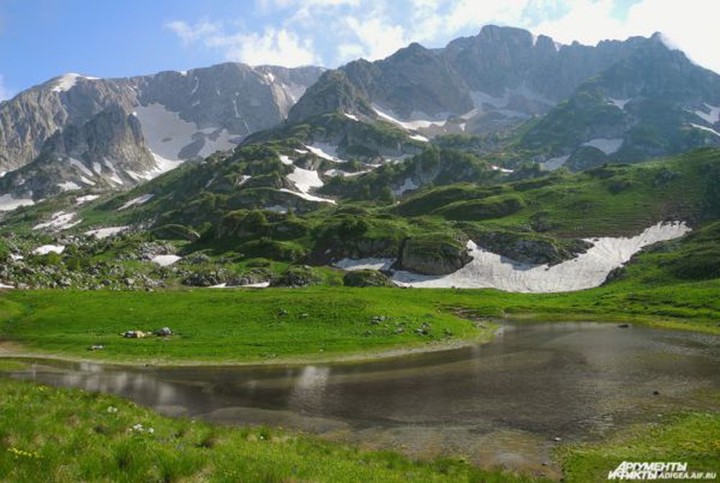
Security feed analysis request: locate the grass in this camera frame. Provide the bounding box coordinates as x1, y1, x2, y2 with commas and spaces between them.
0, 288, 490, 364
0, 378, 541, 483
1, 277, 719, 365
0, 374, 716, 482
559, 410, 720, 482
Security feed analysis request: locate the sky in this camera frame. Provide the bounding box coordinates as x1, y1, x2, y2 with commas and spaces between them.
1, 0, 718, 100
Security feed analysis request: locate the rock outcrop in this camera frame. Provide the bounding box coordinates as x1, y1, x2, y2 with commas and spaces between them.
395, 235, 473, 275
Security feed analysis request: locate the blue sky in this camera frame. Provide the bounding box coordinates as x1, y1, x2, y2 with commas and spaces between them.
1, 0, 718, 100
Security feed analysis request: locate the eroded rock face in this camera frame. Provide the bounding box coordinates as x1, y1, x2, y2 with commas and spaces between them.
0, 63, 323, 201
396, 236, 473, 275
473, 232, 593, 266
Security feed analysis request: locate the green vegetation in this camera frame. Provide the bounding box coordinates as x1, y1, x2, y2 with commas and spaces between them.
0, 288, 489, 364
0, 378, 538, 482
2, 273, 719, 365
560, 410, 720, 482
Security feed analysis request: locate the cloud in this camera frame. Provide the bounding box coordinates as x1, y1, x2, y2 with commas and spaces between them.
623, 0, 720, 73
165, 20, 318, 67
531, 0, 628, 45
165, 19, 220, 44
212, 28, 319, 67
165, 0, 720, 74
0, 75, 12, 101
340, 14, 409, 61
528, 0, 720, 73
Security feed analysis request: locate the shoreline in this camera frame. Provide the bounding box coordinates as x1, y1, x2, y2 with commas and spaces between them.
1, 311, 718, 368
0, 328, 500, 369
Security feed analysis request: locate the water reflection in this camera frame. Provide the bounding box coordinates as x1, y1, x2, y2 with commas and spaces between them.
289, 365, 330, 412
6, 322, 720, 473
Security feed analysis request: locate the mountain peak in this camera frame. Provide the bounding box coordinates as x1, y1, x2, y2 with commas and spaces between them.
48, 73, 100, 93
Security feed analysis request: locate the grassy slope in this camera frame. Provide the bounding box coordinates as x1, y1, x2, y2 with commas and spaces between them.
0, 288, 489, 363
559, 410, 720, 482
0, 378, 537, 483
393, 148, 720, 237
1, 275, 719, 365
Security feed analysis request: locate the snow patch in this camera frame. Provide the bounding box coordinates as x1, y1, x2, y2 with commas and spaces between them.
151, 255, 182, 267
543, 155, 569, 171
288, 166, 323, 193
279, 155, 294, 165
135, 103, 237, 161
325, 169, 370, 178
608, 98, 631, 110
103, 159, 124, 185
279, 189, 336, 204
393, 222, 690, 292
343, 112, 359, 121
33, 212, 81, 231
0, 194, 34, 212
373, 105, 447, 130
118, 194, 154, 211
84, 226, 129, 239
33, 245, 65, 255
50, 73, 98, 93
237, 175, 251, 187
306, 143, 346, 163
491, 165, 514, 174
76, 194, 100, 205
80, 176, 96, 186
335, 258, 394, 271
693, 104, 720, 124
59, 181, 81, 192
68, 158, 95, 177
409, 133, 430, 142
582, 138, 623, 155
242, 281, 270, 288
689, 123, 720, 137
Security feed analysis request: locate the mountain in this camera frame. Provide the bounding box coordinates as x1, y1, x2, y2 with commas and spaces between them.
0, 63, 323, 205
284, 26, 720, 171
521, 35, 720, 170
288, 25, 657, 136
2, 25, 720, 294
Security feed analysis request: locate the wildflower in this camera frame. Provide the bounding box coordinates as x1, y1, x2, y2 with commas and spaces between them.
8, 447, 40, 459
107, 406, 118, 413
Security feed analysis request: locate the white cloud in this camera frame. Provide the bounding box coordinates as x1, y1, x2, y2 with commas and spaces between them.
165, 19, 220, 44
531, 0, 628, 45
165, 0, 720, 74
0, 74, 11, 101
623, 0, 720, 73
341, 14, 408, 61
166, 20, 318, 67
529, 0, 720, 73
212, 28, 319, 67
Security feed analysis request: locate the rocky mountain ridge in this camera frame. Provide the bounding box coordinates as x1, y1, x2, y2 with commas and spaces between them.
0, 63, 323, 205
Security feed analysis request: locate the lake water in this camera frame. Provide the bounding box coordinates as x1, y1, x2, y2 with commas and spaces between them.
7, 322, 720, 476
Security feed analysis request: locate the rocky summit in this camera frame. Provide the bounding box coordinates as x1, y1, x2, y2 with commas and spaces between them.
0, 63, 322, 201
1, 25, 719, 294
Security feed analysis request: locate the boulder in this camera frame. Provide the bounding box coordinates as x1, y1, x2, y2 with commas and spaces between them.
343, 269, 395, 287
270, 265, 322, 288
395, 235, 472, 275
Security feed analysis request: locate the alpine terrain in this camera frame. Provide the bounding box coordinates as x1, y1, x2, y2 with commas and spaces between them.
1, 22, 720, 483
